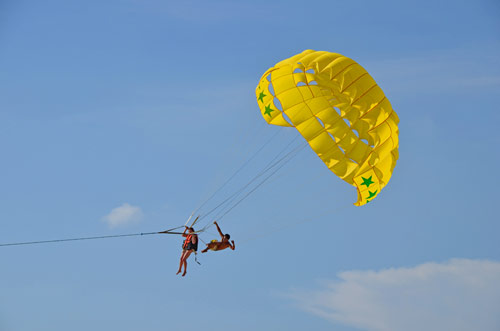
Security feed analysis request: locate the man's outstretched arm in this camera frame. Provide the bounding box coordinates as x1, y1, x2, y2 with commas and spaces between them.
214, 221, 224, 238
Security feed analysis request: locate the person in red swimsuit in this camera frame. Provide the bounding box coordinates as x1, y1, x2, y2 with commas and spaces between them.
176, 226, 198, 277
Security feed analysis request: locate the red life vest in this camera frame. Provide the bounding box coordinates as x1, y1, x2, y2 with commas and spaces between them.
183, 234, 195, 248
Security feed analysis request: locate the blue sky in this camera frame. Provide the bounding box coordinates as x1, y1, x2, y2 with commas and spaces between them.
1, 1, 499, 330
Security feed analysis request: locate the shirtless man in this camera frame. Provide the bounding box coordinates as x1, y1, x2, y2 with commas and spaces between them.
177, 226, 198, 277
201, 221, 235, 253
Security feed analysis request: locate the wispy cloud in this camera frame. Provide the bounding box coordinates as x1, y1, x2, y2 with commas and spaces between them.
102, 203, 144, 228
289, 259, 500, 331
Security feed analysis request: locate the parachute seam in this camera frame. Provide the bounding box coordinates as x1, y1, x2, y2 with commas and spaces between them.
365, 136, 395, 180
374, 154, 394, 188
341, 73, 369, 93
271, 74, 327, 109
359, 97, 387, 120
386, 112, 394, 152
388, 115, 396, 151
367, 109, 393, 133
314, 128, 361, 177
337, 134, 362, 161
287, 94, 320, 127
356, 129, 394, 180
330, 62, 356, 81
272, 85, 312, 112
370, 164, 383, 189
321, 55, 347, 73
351, 84, 378, 106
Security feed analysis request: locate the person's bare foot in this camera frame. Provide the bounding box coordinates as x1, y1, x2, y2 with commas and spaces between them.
182, 271, 187, 277
176, 270, 181, 275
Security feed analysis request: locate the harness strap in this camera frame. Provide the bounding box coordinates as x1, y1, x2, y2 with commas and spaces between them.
194, 253, 201, 265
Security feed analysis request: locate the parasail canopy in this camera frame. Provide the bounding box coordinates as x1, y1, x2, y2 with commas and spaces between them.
256, 50, 399, 206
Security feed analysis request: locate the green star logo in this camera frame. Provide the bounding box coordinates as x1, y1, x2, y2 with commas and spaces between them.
367, 190, 378, 199
264, 104, 275, 117
258, 91, 266, 103
361, 176, 375, 188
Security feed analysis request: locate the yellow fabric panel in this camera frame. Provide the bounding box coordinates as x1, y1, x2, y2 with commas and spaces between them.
347, 140, 371, 164
316, 106, 341, 130
387, 113, 399, 146
256, 85, 273, 107
293, 72, 307, 85
278, 88, 305, 111
327, 57, 356, 79
357, 154, 375, 175
327, 120, 350, 141
273, 74, 298, 95
285, 102, 312, 126
297, 86, 314, 101
376, 138, 395, 165
371, 121, 392, 146
309, 85, 324, 99
337, 131, 358, 153
296, 117, 324, 141
271, 66, 292, 80
324, 149, 344, 168
306, 97, 333, 116
256, 50, 399, 205
353, 85, 385, 113
309, 131, 336, 152
353, 169, 382, 206
343, 110, 361, 127
270, 112, 293, 127
376, 155, 394, 186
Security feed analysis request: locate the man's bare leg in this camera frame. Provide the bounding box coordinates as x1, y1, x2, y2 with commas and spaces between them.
202, 243, 218, 253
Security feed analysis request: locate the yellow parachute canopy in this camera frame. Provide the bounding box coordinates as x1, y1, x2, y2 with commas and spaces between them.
255, 50, 399, 206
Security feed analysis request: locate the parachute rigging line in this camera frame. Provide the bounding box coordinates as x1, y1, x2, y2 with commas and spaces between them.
212, 140, 307, 221
0, 226, 186, 247
199, 141, 308, 232
200, 133, 303, 221
197, 136, 305, 226
191, 129, 281, 217
216, 141, 308, 222
201, 110, 337, 227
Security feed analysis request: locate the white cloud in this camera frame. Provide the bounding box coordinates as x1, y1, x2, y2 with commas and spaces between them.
102, 203, 144, 228
290, 259, 500, 331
